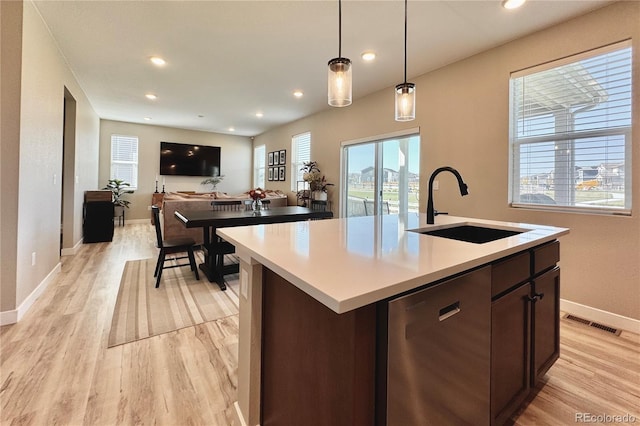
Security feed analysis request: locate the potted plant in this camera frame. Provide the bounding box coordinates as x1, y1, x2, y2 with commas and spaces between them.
103, 179, 134, 215
201, 175, 225, 191
301, 161, 333, 201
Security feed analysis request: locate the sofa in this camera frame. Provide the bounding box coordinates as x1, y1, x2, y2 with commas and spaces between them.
160, 190, 288, 244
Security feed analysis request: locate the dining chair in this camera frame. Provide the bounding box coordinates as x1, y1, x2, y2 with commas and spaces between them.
363, 199, 390, 215
209, 200, 242, 290
244, 199, 271, 211
211, 200, 244, 211
151, 206, 199, 288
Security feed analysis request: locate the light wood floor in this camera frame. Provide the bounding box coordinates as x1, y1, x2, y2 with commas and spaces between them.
1, 223, 638, 425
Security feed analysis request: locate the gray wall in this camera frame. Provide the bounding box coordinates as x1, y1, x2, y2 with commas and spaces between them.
1, 0, 100, 314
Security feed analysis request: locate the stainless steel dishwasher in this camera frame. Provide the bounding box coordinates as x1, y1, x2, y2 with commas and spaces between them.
381, 266, 491, 425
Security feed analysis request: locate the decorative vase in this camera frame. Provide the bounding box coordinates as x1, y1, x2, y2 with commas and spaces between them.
313, 191, 328, 201
252, 199, 263, 213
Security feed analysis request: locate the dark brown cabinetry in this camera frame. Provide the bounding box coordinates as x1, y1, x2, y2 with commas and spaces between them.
490, 241, 560, 425
260, 240, 560, 426
531, 266, 560, 384
491, 282, 531, 426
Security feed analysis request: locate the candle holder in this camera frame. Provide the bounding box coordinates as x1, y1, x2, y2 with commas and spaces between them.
162, 185, 165, 193
154, 181, 159, 193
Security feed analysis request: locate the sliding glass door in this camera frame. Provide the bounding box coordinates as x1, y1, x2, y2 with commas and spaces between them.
342, 131, 420, 217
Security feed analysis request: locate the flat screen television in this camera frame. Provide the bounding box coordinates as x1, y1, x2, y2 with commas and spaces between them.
159, 141, 221, 177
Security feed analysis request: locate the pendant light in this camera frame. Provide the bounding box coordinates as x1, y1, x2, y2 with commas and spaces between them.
395, 0, 415, 121
328, 0, 352, 107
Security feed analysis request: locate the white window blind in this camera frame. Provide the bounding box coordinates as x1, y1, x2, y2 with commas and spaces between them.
291, 132, 311, 190
110, 135, 138, 189
254, 145, 266, 188
509, 41, 632, 214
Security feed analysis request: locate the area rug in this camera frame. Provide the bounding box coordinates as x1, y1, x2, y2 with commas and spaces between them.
108, 255, 239, 347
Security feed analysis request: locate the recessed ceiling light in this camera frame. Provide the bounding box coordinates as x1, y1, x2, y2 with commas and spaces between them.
228, 127, 235, 132
502, 0, 526, 9
198, 114, 204, 118
144, 117, 152, 121
145, 93, 157, 100
361, 51, 376, 61
256, 112, 264, 118
293, 90, 303, 98
150, 56, 166, 66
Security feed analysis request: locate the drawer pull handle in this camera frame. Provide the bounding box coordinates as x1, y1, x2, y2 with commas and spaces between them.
526, 293, 545, 302
439, 301, 461, 322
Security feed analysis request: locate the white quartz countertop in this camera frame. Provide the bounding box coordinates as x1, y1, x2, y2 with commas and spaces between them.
218, 214, 569, 313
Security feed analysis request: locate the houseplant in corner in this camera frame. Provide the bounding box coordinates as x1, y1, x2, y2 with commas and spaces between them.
301, 161, 333, 201
201, 174, 225, 192
103, 179, 134, 218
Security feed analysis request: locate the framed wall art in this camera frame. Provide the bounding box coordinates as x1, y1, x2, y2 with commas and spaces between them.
279, 150, 286, 165
268, 152, 274, 166
278, 166, 286, 181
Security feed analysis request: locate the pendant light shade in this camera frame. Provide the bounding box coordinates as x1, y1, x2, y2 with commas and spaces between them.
328, 58, 352, 107
395, 82, 416, 121
328, 0, 352, 107
395, 0, 415, 121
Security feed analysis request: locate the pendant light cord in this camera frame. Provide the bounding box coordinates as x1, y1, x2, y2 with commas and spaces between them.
338, 0, 342, 58
403, 0, 408, 84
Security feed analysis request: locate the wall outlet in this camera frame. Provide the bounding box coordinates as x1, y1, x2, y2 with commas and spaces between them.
31, 252, 36, 266
433, 180, 439, 190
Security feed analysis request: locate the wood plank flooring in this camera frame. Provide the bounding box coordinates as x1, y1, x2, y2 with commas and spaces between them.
1, 223, 638, 425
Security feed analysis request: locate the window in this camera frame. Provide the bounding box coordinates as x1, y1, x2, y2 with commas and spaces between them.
509, 41, 632, 214
110, 135, 138, 189
291, 132, 311, 190
254, 144, 266, 188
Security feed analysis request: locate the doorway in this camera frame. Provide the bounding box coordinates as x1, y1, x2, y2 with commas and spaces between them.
341, 130, 420, 217
61, 88, 76, 254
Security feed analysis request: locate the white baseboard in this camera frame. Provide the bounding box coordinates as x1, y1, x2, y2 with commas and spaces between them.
0, 309, 18, 325
122, 218, 150, 225
61, 238, 83, 256
0, 262, 61, 326
233, 401, 252, 426
560, 299, 640, 334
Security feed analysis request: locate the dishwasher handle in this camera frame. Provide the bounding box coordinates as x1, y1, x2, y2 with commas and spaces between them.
438, 301, 461, 322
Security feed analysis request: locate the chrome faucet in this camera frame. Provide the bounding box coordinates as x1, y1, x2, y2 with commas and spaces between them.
427, 166, 469, 224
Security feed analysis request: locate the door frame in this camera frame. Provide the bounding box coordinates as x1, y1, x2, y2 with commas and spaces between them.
340, 127, 420, 218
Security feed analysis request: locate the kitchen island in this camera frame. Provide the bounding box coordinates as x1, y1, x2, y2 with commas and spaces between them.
218, 214, 568, 426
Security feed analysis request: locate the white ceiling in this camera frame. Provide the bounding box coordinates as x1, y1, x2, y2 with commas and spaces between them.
33, 0, 611, 137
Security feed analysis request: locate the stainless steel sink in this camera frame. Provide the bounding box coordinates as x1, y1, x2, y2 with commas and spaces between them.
410, 224, 524, 244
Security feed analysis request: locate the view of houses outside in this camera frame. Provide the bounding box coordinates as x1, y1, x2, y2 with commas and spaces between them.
511, 44, 631, 211
344, 135, 420, 216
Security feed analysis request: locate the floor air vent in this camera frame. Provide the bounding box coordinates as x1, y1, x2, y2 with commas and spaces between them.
564, 314, 621, 336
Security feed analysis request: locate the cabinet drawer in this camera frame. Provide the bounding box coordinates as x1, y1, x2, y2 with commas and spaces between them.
533, 241, 559, 275
492, 251, 530, 298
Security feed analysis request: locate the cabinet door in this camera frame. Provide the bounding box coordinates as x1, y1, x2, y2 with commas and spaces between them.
491, 282, 531, 426
531, 267, 560, 385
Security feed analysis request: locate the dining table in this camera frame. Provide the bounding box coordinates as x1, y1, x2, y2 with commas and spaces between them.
174, 206, 333, 290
